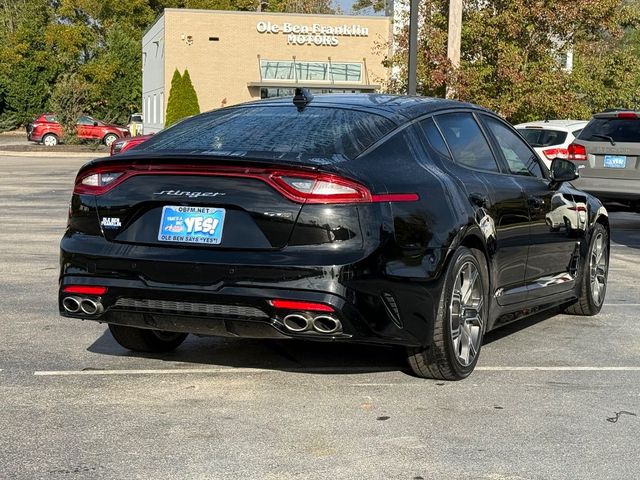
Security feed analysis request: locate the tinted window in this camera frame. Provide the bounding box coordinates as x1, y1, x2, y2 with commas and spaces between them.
419, 118, 451, 159
485, 116, 543, 178
137, 106, 396, 163
579, 118, 640, 143
44, 115, 58, 123
572, 129, 583, 138
517, 128, 567, 147
77, 116, 95, 125
435, 113, 499, 172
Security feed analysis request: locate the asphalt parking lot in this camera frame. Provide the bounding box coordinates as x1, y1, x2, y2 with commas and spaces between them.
1, 155, 639, 480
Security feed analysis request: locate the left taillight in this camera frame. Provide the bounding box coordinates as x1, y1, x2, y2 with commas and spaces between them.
74, 169, 125, 195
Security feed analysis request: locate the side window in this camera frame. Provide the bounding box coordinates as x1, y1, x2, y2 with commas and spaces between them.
434, 113, 499, 172
77, 116, 93, 126
483, 115, 544, 178
418, 118, 451, 160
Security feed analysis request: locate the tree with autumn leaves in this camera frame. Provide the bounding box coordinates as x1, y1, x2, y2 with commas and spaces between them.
0, 0, 336, 131
378, 0, 640, 123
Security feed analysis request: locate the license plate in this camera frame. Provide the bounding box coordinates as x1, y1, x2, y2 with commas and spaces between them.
603, 155, 627, 168
158, 206, 225, 245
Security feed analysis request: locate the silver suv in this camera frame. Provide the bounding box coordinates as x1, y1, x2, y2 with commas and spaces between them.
569, 110, 640, 211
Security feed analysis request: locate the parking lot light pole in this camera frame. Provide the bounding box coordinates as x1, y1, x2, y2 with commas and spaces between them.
407, 0, 419, 95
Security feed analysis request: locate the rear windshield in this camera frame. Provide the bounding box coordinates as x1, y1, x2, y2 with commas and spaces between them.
517, 128, 567, 147
579, 118, 640, 143
136, 105, 396, 163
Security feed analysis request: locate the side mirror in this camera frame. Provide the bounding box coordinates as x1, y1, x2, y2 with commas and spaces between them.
550, 158, 579, 188
93, 122, 98, 127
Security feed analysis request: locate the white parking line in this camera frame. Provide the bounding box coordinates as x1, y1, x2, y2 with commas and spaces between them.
476, 366, 640, 371
604, 303, 640, 306
32, 366, 640, 376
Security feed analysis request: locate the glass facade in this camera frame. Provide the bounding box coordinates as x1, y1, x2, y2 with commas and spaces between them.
260, 87, 366, 99
260, 60, 362, 83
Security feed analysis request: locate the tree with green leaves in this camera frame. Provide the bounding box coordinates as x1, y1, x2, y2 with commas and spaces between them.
375, 0, 640, 123
165, 69, 201, 126
165, 69, 183, 127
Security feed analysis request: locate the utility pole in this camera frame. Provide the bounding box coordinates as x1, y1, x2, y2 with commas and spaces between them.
407, 0, 419, 95
446, 0, 463, 98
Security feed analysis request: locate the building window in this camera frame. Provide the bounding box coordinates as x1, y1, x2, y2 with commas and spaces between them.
153, 94, 157, 124
159, 92, 164, 123
260, 60, 362, 83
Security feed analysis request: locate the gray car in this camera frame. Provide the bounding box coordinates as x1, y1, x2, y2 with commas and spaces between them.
568, 110, 640, 211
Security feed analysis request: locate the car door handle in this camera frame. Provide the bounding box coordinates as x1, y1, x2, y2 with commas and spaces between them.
528, 197, 545, 209
469, 193, 488, 208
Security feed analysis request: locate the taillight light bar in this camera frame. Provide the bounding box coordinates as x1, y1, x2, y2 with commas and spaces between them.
270, 299, 334, 312
73, 164, 419, 204
567, 143, 587, 161
63, 285, 108, 295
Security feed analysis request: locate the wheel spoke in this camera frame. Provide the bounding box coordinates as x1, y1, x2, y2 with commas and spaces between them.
461, 267, 479, 307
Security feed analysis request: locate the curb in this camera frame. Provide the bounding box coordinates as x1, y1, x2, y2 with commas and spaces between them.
0, 150, 109, 158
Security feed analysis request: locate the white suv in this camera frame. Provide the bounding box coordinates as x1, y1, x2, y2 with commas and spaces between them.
515, 119, 588, 168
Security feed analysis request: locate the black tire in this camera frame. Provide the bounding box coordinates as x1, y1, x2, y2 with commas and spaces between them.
42, 133, 59, 147
564, 223, 609, 316
108, 324, 187, 353
407, 247, 489, 380
103, 133, 118, 147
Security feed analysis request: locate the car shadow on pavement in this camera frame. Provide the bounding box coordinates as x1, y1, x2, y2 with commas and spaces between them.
87, 308, 562, 376
606, 208, 640, 249
483, 308, 560, 345
87, 329, 409, 375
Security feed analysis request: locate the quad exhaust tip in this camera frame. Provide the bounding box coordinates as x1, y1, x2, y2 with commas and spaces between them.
62, 296, 103, 316
312, 315, 342, 334
282, 313, 311, 332
282, 313, 342, 335
62, 296, 81, 314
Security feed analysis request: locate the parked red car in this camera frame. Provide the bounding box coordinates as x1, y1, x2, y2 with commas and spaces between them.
110, 133, 153, 155
27, 114, 129, 147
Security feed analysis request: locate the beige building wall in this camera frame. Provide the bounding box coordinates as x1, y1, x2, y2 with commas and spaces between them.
161, 9, 390, 115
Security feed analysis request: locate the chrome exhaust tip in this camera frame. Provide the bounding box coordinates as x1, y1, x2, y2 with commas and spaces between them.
80, 298, 104, 316
282, 313, 311, 332
312, 315, 342, 334
62, 296, 81, 313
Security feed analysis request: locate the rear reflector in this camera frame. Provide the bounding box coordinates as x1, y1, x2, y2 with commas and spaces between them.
567, 143, 587, 161
541, 148, 569, 160
270, 299, 334, 312
63, 285, 108, 295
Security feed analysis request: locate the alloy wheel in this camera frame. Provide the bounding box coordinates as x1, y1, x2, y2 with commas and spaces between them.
589, 232, 608, 307
43, 135, 57, 146
449, 261, 484, 367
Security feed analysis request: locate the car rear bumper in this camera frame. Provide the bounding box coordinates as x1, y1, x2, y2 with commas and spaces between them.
572, 176, 640, 202
59, 235, 443, 347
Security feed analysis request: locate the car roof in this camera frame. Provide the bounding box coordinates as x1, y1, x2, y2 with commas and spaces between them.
237, 94, 490, 123
515, 119, 588, 130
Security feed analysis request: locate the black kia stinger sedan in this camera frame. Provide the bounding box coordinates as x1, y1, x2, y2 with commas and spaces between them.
59, 92, 610, 380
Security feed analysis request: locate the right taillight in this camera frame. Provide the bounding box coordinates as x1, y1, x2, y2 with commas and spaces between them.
568, 143, 587, 161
